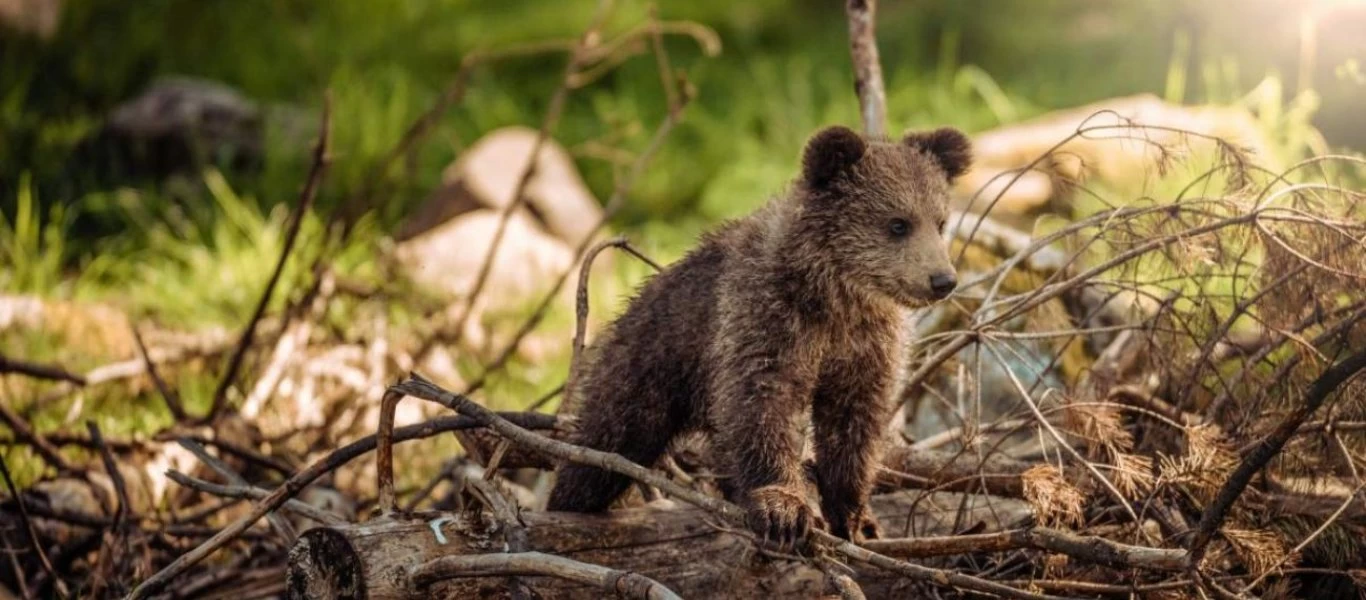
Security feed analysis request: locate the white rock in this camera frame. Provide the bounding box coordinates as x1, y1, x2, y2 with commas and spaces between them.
441, 126, 603, 245
393, 208, 575, 314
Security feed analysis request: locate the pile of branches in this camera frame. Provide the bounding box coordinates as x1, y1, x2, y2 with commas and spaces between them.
2, 1, 1366, 598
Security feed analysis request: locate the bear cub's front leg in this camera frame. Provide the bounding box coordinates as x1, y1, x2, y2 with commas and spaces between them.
740, 484, 824, 548
709, 323, 824, 549
812, 349, 898, 543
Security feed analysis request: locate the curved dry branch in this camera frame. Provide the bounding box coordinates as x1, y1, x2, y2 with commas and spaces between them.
412, 552, 683, 600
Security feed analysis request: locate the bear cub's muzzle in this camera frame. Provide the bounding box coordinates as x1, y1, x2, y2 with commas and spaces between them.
928, 271, 957, 300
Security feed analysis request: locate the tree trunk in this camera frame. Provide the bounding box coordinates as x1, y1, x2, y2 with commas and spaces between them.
285, 490, 1030, 599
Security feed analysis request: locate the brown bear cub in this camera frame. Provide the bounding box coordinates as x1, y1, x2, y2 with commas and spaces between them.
547, 125, 970, 546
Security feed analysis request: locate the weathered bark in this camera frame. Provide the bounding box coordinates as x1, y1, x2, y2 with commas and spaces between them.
285, 490, 1030, 599
844, 0, 887, 138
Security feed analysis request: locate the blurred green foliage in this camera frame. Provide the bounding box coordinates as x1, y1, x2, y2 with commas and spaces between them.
5, 0, 1361, 225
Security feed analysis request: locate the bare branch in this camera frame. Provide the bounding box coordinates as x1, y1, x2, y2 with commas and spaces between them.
412, 551, 682, 600
1187, 344, 1366, 565
131, 325, 186, 421
462, 82, 690, 394
426, 0, 617, 359
177, 438, 298, 544
165, 470, 346, 527
844, 0, 887, 137
0, 353, 86, 386
564, 236, 663, 412
0, 401, 72, 474
207, 95, 332, 422
84, 422, 129, 525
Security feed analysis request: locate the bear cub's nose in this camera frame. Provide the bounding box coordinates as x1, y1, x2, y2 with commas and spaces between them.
929, 272, 957, 299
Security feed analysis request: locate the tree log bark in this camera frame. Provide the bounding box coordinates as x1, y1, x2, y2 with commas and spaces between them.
285, 490, 1030, 599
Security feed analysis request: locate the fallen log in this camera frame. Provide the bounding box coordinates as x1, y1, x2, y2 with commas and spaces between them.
285, 490, 1031, 599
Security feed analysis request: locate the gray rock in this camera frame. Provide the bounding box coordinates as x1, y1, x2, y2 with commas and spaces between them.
74, 76, 265, 182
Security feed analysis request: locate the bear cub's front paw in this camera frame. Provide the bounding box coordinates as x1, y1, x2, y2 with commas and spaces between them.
742, 485, 822, 549
828, 504, 881, 543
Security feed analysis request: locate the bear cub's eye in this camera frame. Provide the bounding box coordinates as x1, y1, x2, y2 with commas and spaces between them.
888, 218, 911, 239
937, 218, 947, 234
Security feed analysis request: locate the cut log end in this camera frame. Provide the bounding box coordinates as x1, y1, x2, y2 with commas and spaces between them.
286, 527, 367, 600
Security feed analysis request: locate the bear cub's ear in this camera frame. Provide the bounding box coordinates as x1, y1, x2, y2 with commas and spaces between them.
903, 127, 972, 182
802, 125, 867, 189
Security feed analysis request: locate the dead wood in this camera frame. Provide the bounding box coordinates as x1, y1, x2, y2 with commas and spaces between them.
285, 491, 1031, 600
0, 354, 86, 386
844, 0, 887, 138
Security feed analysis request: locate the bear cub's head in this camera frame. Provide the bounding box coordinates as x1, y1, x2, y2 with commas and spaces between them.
796, 124, 972, 308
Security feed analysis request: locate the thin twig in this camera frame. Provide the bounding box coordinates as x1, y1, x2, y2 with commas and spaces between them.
0, 354, 86, 386
402, 458, 464, 512
375, 389, 403, 515
0, 528, 29, 598
0, 455, 67, 599
982, 341, 1148, 537
332, 67, 475, 238
165, 470, 346, 527
826, 536, 1069, 600
412, 551, 683, 600
462, 87, 687, 395
206, 94, 332, 422
85, 423, 130, 525
1244, 482, 1365, 591
0, 401, 72, 474
563, 236, 662, 411
131, 326, 186, 421
646, 6, 681, 114
868, 527, 1186, 571
424, 0, 617, 360
527, 383, 566, 413
86, 421, 134, 598
26, 329, 245, 410
332, 13, 719, 240
6, 431, 295, 476
176, 438, 298, 544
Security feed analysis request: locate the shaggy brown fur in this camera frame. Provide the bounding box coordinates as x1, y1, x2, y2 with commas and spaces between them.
547, 125, 971, 545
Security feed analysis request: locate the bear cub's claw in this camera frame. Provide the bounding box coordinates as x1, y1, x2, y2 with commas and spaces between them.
743, 485, 821, 550
828, 504, 882, 543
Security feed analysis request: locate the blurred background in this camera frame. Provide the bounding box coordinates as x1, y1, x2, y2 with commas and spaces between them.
4, 0, 1364, 238
1, 0, 1364, 479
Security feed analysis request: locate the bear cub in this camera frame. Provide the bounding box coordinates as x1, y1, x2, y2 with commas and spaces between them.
547, 124, 971, 545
